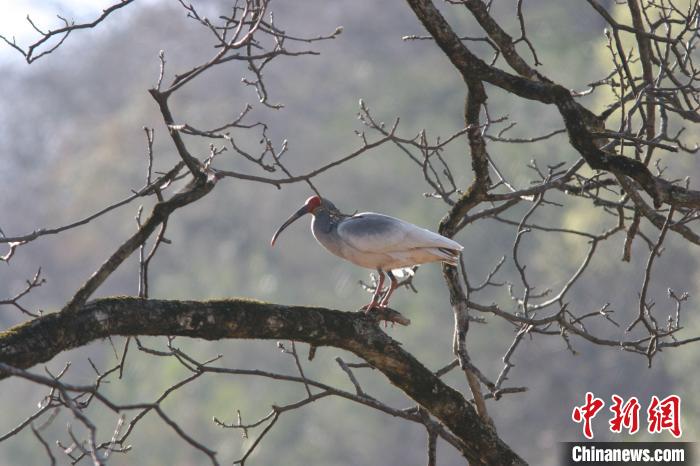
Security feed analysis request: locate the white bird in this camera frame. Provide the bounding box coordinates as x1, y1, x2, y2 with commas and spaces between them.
271, 196, 463, 311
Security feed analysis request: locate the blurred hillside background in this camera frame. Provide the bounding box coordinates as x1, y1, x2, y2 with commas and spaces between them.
0, 0, 698, 465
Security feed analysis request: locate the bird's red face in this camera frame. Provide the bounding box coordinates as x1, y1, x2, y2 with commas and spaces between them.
304, 195, 322, 213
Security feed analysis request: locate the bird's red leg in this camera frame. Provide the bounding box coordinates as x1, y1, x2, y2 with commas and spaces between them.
362, 270, 385, 312
379, 270, 398, 308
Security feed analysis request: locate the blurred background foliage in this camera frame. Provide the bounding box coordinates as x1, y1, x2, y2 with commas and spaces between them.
0, 0, 698, 464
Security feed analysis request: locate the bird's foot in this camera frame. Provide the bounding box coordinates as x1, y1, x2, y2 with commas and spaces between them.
358, 305, 411, 326
375, 304, 394, 328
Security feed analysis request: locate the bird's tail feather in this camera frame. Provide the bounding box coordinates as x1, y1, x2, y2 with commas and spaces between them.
436, 247, 461, 266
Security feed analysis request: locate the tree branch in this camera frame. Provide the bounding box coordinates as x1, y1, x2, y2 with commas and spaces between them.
62, 175, 218, 312
404, 0, 700, 209
0, 297, 526, 466
0, 0, 135, 63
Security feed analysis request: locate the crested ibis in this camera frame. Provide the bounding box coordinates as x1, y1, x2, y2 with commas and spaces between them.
271, 196, 463, 311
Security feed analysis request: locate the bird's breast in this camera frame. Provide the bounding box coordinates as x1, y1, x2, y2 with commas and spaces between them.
311, 216, 344, 255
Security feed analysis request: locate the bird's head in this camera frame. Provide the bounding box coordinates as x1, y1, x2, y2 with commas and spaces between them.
270, 195, 335, 246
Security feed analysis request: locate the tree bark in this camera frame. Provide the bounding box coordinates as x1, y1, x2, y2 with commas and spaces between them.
0, 297, 526, 465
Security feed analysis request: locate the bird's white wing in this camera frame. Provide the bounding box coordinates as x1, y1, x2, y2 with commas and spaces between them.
337, 213, 463, 254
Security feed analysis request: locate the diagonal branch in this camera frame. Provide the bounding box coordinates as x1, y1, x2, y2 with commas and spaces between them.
149, 90, 205, 176
456, 0, 545, 81
62, 176, 218, 312
0, 0, 135, 63
0, 162, 184, 245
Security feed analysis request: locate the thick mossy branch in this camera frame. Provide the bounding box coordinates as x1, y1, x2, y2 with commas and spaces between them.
0, 297, 525, 465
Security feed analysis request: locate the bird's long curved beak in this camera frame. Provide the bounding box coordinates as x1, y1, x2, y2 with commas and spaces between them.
270, 205, 310, 247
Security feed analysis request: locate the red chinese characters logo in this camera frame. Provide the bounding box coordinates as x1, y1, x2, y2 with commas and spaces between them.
647, 395, 682, 438
572, 393, 682, 439
572, 392, 605, 439
609, 395, 640, 434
